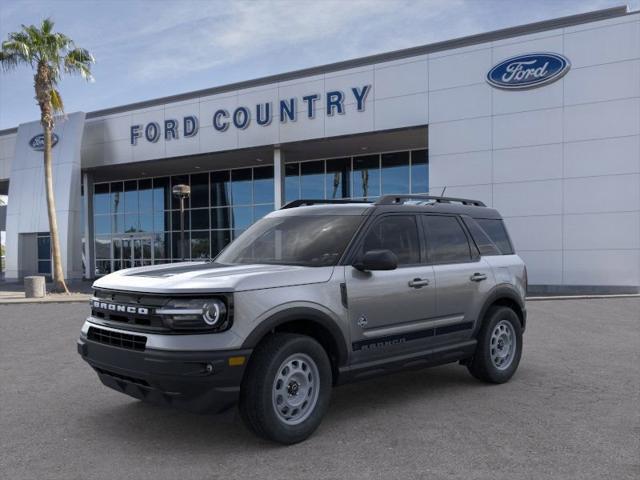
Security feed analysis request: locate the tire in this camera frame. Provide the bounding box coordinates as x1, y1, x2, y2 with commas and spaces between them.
239, 333, 332, 444
467, 306, 522, 384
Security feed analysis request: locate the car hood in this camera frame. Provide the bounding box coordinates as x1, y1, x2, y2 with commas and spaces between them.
92, 262, 335, 294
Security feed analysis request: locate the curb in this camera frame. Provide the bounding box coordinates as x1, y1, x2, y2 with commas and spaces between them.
0, 295, 91, 305
527, 294, 640, 301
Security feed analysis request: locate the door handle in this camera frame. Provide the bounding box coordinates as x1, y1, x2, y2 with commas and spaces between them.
408, 278, 430, 288
470, 272, 487, 282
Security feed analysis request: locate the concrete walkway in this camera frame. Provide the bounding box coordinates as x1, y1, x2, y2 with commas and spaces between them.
0, 279, 92, 304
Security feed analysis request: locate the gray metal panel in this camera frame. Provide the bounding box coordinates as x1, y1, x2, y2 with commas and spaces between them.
0, 204, 6, 230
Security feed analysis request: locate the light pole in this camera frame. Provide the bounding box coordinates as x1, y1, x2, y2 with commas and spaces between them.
172, 184, 191, 261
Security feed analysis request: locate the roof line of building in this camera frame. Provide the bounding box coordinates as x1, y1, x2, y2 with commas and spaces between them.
0, 5, 630, 136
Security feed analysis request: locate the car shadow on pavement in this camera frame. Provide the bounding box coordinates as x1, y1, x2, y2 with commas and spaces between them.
87, 363, 489, 450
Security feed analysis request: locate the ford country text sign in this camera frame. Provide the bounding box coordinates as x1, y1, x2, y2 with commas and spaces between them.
487, 53, 570, 90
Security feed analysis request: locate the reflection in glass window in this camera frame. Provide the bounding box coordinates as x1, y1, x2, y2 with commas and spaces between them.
301, 161, 324, 199
112, 214, 124, 234
94, 215, 110, 235
153, 233, 169, 259
211, 230, 232, 256
191, 208, 209, 230
423, 215, 471, 264
361, 216, 420, 265
124, 180, 138, 213
211, 171, 231, 207
190, 173, 209, 208
138, 179, 153, 212
94, 184, 110, 214
111, 182, 123, 215
153, 177, 170, 211
211, 207, 231, 230
352, 155, 380, 199
253, 166, 274, 204
254, 204, 274, 221
326, 158, 350, 199
285, 163, 300, 203
95, 236, 111, 259
232, 206, 253, 229
190, 231, 210, 259
124, 213, 139, 232
381, 152, 410, 194
154, 211, 168, 232
411, 149, 429, 194
232, 169, 252, 205
139, 213, 153, 232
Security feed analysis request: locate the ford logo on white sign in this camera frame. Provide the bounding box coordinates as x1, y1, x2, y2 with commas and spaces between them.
29, 133, 59, 151
487, 53, 570, 90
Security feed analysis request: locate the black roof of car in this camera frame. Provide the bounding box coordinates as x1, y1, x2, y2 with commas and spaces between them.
277, 195, 504, 220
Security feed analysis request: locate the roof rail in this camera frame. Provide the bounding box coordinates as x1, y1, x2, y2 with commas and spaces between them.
281, 199, 371, 209
375, 195, 486, 207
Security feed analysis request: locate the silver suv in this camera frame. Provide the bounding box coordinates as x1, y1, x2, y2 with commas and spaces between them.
78, 195, 527, 444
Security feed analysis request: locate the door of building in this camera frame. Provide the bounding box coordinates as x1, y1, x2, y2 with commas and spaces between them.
112, 235, 153, 271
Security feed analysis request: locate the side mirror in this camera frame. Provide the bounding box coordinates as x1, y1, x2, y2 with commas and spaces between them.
353, 249, 398, 271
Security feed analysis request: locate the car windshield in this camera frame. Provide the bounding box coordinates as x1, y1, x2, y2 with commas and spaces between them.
216, 215, 363, 267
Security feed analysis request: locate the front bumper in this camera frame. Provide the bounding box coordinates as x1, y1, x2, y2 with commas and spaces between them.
77, 333, 251, 413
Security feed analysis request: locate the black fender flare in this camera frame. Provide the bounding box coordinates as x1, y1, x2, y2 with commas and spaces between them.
475, 284, 527, 333
241, 307, 349, 366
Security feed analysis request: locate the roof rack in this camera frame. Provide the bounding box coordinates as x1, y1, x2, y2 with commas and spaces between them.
281, 199, 371, 209
375, 195, 486, 207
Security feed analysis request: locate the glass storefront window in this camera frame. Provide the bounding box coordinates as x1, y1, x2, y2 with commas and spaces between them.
94, 183, 110, 214
411, 149, 429, 193
253, 166, 274, 204
381, 151, 410, 194
211, 171, 231, 207
190, 173, 209, 208
285, 164, 300, 203
191, 208, 209, 230
352, 155, 380, 199
231, 169, 252, 205
326, 158, 351, 199
171, 175, 190, 209
300, 161, 324, 199
92, 149, 428, 275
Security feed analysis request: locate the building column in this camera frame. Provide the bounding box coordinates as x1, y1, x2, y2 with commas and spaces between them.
83, 172, 95, 279
273, 147, 286, 208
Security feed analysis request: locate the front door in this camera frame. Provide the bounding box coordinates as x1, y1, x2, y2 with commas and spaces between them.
346, 214, 437, 363
113, 235, 153, 271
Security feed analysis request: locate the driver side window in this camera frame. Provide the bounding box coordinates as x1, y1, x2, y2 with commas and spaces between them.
361, 215, 420, 265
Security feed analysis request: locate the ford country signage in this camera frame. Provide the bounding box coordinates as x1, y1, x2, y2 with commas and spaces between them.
130, 84, 371, 146
29, 133, 59, 151
487, 53, 570, 90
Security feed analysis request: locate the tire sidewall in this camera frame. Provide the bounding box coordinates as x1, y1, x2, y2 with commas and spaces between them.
256, 335, 332, 443
478, 307, 523, 383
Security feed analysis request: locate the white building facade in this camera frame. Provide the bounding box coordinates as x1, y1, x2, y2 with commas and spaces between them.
0, 6, 638, 293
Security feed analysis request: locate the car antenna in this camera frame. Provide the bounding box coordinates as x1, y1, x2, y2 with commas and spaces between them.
440, 186, 447, 197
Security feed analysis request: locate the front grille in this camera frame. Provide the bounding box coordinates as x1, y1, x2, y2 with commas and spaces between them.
87, 326, 147, 351
91, 290, 169, 331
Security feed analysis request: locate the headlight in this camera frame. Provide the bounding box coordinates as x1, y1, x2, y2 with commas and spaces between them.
156, 298, 230, 331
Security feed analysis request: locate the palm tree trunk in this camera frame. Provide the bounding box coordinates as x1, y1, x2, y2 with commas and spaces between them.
43, 122, 68, 293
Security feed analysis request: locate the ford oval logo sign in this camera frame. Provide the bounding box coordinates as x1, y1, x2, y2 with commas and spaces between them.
29, 133, 59, 151
487, 53, 570, 90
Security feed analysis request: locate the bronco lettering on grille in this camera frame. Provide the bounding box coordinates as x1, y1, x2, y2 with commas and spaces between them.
92, 300, 149, 315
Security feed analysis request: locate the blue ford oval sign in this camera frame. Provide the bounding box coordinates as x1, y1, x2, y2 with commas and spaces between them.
29, 133, 59, 151
487, 53, 570, 90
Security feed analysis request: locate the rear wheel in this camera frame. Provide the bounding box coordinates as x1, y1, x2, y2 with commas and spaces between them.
467, 306, 522, 383
239, 333, 332, 444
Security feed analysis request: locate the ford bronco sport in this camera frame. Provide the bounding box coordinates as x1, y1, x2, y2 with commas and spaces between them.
78, 195, 526, 444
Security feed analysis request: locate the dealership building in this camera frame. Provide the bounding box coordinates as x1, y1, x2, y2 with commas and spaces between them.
0, 5, 639, 293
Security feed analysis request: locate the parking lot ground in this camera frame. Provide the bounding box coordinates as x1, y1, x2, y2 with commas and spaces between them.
1, 298, 638, 480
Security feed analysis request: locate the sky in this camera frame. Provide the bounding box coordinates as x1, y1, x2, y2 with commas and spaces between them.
0, 0, 635, 130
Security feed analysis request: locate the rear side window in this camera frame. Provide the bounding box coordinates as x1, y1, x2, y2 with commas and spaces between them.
475, 218, 514, 254
462, 217, 501, 256
422, 215, 472, 264
361, 215, 420, 265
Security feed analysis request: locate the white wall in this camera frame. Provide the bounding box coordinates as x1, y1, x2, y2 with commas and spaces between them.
0, 133, 16, 181
428, 12, 640, 288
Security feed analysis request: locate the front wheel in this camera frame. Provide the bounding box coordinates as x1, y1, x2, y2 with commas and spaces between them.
239, 333, 332, 444
467, 306, 522, 383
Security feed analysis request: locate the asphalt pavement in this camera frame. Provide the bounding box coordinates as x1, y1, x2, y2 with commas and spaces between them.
0, 298, 638, 480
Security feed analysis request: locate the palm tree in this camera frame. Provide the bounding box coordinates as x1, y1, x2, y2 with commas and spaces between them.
0, 18, 94, 293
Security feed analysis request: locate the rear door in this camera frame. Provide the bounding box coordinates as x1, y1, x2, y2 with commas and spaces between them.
346, 214, 436, 363
421, 214, 495, 343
